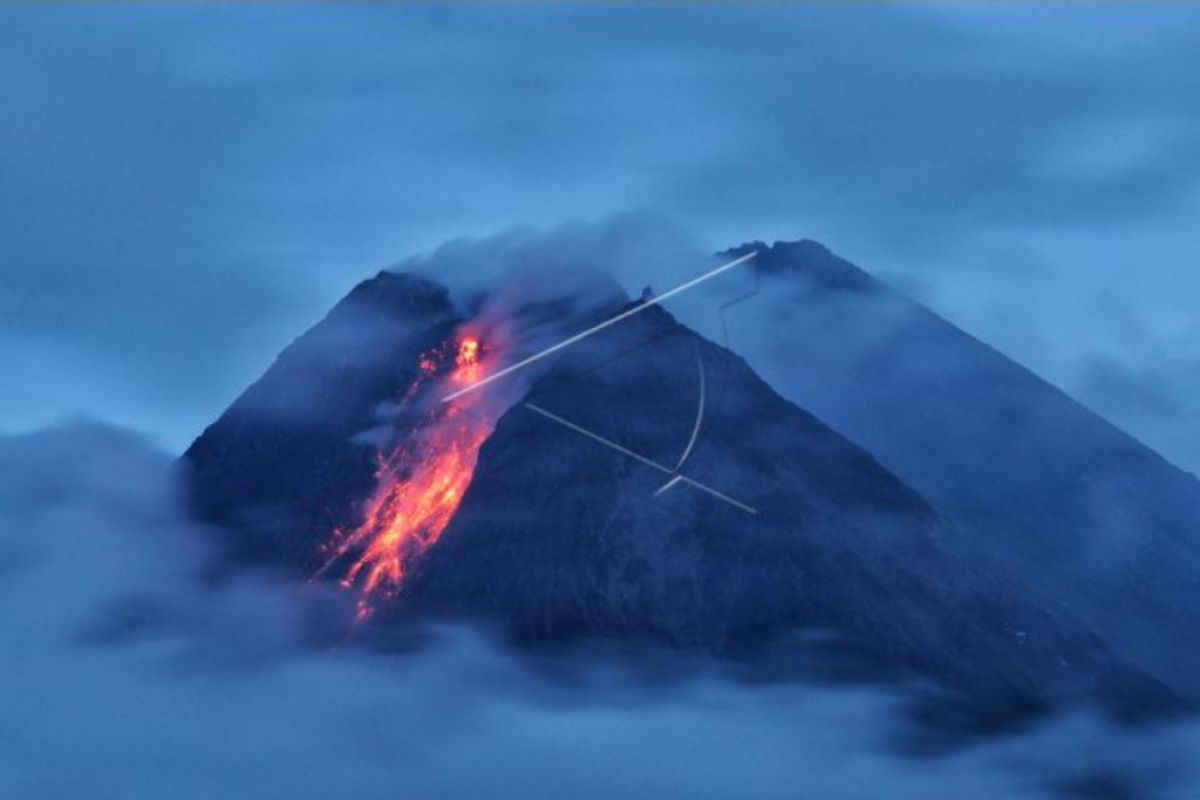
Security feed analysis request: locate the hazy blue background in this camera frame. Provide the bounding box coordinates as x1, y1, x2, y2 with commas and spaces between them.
3, 2, 1199, 471
4, 8, 1200, 797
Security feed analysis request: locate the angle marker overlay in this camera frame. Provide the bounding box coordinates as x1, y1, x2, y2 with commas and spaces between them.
442, 251, 757, 402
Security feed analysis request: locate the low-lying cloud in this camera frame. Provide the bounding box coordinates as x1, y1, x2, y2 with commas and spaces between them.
2, 422, 1199, 799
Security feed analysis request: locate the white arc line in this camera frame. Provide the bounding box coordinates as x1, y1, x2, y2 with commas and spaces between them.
442, 251, 757, 402
653, 475, 685, 496
672, 345, 706, 472
654, 344, 705, 495
524, 402, 757, 515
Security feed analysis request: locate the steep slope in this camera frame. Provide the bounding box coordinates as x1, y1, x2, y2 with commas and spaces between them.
184, 267, 625, 573
184, 272, 460, 567
714, 240, 1200, 700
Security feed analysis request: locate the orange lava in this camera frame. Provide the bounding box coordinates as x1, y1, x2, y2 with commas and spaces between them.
318, 334, 497, 623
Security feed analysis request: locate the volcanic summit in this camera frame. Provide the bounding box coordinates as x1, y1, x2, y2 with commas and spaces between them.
183, 240, 1190, 732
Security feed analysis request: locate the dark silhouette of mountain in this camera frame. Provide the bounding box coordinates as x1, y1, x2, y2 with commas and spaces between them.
723, 239, 1200, 702
182, 261, 1186, 737
185, 271, 460, 567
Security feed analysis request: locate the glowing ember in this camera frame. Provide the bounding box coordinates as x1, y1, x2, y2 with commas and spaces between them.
317, 331, 499, 623
454, 336, 482, 383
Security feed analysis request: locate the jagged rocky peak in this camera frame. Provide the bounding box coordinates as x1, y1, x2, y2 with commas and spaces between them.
726, 239, 879, 293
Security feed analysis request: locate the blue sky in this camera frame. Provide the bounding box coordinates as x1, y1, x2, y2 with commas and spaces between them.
2, 3, 1199, 469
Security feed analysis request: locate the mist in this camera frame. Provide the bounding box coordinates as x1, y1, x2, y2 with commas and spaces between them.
0, 421, 1197, 799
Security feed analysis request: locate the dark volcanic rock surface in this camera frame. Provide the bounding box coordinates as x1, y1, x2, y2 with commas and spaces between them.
398, 299, 1180, 726
722, 240, 1200, 701
184, 271, 459, 567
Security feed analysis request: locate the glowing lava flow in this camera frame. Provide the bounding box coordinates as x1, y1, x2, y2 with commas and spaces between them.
317, 333, 496, 623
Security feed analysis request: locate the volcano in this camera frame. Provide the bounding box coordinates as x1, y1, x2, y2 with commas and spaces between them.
183, 243, 1188, 733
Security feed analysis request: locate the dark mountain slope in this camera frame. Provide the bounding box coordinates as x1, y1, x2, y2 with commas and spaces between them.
721, 240, 1200, 699
184, 272, 459, 567
398, 298, 1179, 727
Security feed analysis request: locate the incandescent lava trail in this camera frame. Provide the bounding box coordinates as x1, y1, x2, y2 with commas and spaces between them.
315, 328, 501, 624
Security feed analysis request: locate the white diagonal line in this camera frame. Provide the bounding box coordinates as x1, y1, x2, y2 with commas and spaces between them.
653, 474, 685, 496
673, 475, 757, 516
524, 403, 672, 475
442, 251, 757, 402
524, 402, 757, 515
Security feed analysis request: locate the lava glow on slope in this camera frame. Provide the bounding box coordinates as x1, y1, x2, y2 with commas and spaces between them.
317, 332, 498, 623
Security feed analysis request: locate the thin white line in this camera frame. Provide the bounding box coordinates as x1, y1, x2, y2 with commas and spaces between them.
442, 251, 757, 402
654, 345, 706, 496
524, 402, 757, 515
675, 476, 757, 515
653, 475, 684, 496
525, 403, 670, 475
672, 345, 705, 472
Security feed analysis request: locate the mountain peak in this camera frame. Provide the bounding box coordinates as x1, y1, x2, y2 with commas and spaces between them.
724, 239, 878, 293
339, 270, 453, 319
